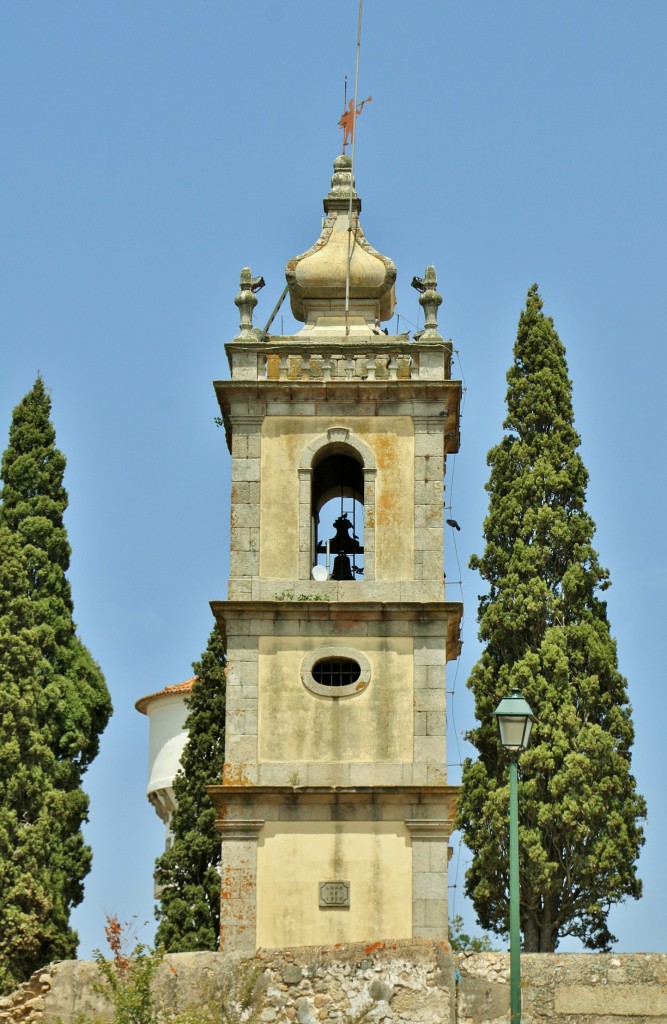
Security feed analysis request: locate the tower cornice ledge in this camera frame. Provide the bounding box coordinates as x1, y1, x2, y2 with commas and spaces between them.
214, 379, 462, 455
211, 600, 463, 663
208, 784, 460, 797
215, 379, 461, 401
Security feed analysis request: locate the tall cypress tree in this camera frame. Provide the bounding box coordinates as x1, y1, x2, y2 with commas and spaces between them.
154, 626, 226, 951
457, 286, 645, 952
0, 377, 112, 781
0, 526, 83, 991
0, 377, 112, 970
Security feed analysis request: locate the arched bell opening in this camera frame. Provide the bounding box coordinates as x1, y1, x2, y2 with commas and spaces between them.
311, 448, 364, 580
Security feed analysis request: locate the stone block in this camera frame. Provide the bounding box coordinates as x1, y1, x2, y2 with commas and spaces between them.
416, 690, 446, 712
241, 618, 275, 637
228, 581, 252, 598
414, 433, 444, 457
231, 459, 260, 482
376, 617, 411, 636
424, 665, 446, 687
411, 841, 431, 874
429, 843, 449, 873
412, 899, 427, 927
230, 503, 260, 528
305, 763, 350, 787
241, 710, 258, 735
426, 711, 445, 736
246, 482, 261, 505
347, 762, 379, 786
414, 480, 443, 505
412, 618, 448, 638
554, 984, 667, 1016
409, 581, 445, 602
413, 736, 445, 765
236, 660, 257, 686
224, 734, 257, 767
414, 711, 427, 736
231, 528, 251, 552
231, 434, 248, 458
391, 400, 417, 416
423, 897, 447, 928
414, 643, 444, 666
417, 349, 446, 378
414, 526, 442, 552
226, 641, 259, 663
257, 763, 302, 786
273, 616, 298, 636
413, 872, 446, 902
365, 763, 403, 785
426, 764, 448, 785
404, 764, 428, 785
277, 797, 328, 822
230, 550, 260, 576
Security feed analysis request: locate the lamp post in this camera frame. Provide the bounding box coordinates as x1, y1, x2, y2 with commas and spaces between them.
493, 689, 536, 1024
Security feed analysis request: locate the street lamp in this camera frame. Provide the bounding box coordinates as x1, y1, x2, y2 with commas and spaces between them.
493, 689, 536, 1024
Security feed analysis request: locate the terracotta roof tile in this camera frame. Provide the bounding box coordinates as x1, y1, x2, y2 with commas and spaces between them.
135, 677, 197, 715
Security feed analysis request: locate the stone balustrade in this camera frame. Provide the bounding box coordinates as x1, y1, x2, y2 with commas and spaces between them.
225, 338, 453, 383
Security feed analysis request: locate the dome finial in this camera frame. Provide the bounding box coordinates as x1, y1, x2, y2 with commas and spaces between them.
285, 158, 396, 335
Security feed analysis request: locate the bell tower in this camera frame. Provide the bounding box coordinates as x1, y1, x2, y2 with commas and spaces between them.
208, 156, 462, 951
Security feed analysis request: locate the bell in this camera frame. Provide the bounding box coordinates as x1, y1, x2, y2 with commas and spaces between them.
331, 552, 354, 581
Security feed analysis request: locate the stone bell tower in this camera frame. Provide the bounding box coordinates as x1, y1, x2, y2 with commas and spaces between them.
208, 156, 462, 951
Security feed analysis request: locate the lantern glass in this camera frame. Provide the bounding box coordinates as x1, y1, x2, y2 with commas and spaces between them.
493, 689, 536, 753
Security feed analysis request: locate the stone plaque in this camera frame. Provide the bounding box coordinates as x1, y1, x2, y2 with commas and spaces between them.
319, 880, 350, 907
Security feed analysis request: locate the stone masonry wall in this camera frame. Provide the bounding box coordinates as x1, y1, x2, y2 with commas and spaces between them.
1, 945, 666, 1024
458, 952, 667, 1024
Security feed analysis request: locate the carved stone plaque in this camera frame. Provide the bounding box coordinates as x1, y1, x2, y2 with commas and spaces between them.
319, 880, 350, 907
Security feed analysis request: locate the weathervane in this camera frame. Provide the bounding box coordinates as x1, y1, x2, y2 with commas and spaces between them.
338, 95, 372, 153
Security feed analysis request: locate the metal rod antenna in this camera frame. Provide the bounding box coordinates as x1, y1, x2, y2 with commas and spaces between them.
263, 284, 289, 334
345, 0, 364, 337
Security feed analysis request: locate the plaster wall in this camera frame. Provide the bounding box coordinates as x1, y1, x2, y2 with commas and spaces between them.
257, 635, 413, 764
259, 416, 415, 581
144, 695, 189, 797
255, 821, 412, 948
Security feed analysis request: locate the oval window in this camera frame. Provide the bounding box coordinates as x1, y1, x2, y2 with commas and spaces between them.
301, 647, 371, 698
312, 657, 361, 688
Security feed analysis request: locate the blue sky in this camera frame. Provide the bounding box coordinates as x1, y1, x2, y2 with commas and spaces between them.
1, 1, 665, 955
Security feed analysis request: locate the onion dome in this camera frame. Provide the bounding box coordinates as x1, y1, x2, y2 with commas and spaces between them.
285, 156, 396, 335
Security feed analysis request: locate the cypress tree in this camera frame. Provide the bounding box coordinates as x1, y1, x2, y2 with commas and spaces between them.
0, 377, 112, 973
154, 626, 226, 951
0, 377, 112, 781
457, 285, 645, 952
0, 527, 84, 991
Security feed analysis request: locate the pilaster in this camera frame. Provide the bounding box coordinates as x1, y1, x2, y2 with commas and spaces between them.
217, 820, 264, 952
406, 819, 453, 939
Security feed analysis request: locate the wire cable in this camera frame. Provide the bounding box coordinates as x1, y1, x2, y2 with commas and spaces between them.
345, 0, 364, 336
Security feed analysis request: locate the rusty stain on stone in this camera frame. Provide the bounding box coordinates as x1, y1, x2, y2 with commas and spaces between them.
222, 762, 252, 786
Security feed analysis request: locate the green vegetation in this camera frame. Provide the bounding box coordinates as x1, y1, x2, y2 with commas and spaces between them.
0, 378, 111, 990
0, 527, 70, 991
448, 915, 495, 952
94, 916, 266, 1024
93, 917, 162, 1024
154, 627, 227, 951
457, 286, 646, 952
